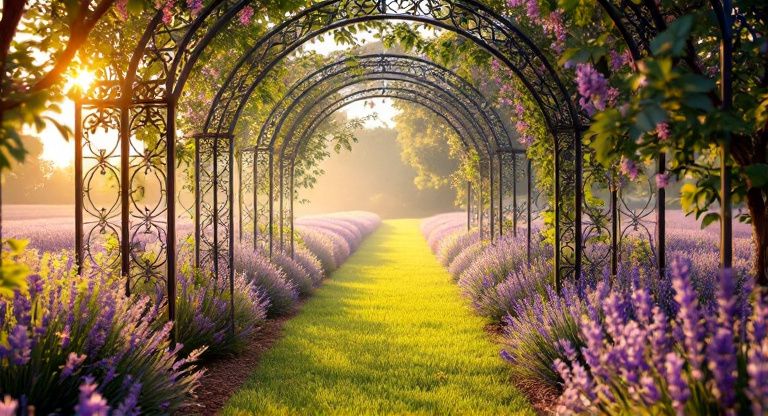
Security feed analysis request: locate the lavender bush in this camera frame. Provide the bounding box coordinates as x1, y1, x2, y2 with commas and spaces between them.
457, 233, 546, 320
0, 250, 203, 415
271, 249, 315, 297
234, 245, 298, 317
554, 258, 764, 415
293, 247, 325, 286
297, 228, 338, 273
171, 254, 269, 358
447, 241, 484, 280
437, 230, 480, 267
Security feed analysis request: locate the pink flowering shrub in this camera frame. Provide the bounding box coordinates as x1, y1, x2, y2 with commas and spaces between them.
0, 250, 203, 414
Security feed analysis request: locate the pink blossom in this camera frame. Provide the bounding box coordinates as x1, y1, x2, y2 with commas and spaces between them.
543, 10, 566, 54
619, 156, 639, 181
575, 63, 609, 115
239, 5, 254, 26
518, 135, 534, 147
157, 0, 174, 25
115, 0, 129, 20
656, 172, 670, 189
656, 122, 670, 141
514, 102, 525, 117
515, 120, 529, 134
0, 396, 17, 416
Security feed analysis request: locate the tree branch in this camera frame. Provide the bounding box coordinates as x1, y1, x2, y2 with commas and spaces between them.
27, 0, 116, 94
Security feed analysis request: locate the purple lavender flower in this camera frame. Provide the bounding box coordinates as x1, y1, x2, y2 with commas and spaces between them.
708, 327, 737, 409
114, 377, 142, 416
0, 300, 6, 329
748, 295, 768, 413
639, 374, 661, 404
75, 377, 110, 416
7, 324, 31, 365
61, 352, 87, 379
664, 352, 690, 414
671, 256, 705, 380
12, 291, 31, 326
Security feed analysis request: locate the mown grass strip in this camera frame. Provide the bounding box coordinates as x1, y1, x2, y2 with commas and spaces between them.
223, 219, 533, 415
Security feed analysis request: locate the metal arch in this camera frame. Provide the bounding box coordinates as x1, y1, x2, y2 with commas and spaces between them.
256, 54, 514, 152
239, 85, 485, 254
73, 0, 675, 331
249, 84, 494, 255
267, 75, 496, 160
268, 76, 503, 248
278, 88, 493, 254
198, 1, 582, 287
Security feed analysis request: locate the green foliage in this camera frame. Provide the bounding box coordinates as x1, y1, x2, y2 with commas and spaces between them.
0, 240, 30, 298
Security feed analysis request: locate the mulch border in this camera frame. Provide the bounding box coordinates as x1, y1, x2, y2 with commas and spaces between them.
177, 305, 302, 415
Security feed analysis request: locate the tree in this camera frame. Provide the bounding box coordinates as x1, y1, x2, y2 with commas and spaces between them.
492, 0, 767, 285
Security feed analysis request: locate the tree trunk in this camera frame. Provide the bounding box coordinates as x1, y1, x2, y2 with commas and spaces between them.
746, 187, 768, 287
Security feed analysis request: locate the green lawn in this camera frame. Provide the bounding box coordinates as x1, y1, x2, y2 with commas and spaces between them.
222, 219, 533, 415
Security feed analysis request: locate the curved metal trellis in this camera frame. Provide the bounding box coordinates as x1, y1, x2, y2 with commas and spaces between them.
72, 0, 734, 339
271, 84, 508, 254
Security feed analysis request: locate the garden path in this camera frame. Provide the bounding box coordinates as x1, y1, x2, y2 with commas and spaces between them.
222, 219, 533, 415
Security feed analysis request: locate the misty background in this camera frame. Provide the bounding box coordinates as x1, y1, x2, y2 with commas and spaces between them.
2, 126, 458, 219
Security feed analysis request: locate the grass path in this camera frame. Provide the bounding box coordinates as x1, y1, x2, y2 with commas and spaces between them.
222, 219, 533, 415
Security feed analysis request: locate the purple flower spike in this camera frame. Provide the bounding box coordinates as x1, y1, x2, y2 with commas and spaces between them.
708, 327, 737, 410
664, 352, 690, 415
61, 352, 87, 379
671, 256, 704, 380
75, 377, 110, 416
7, 325, 31, 365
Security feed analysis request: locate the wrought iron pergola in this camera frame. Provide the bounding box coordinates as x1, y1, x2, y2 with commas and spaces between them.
69, 0, 737, 334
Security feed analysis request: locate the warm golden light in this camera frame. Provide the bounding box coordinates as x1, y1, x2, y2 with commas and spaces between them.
67, 69, 95, 94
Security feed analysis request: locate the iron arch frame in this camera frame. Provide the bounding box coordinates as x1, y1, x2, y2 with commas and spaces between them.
277, 84, 494, 250
256, 54, 515, 152
73, 0, 746, 338
274, 87, 532, 255
267, 76, 503, 244
158, 1, 590, 295
237, 78, 500, 259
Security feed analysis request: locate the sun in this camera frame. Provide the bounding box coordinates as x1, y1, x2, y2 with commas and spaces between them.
66, 69, 95, 94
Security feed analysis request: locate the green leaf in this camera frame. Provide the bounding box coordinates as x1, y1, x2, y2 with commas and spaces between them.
679, 74, 715, 93
634, 104, 666, 132
650, 15, 694, 56
745, 163, 768, 188
701, 212, 720, 229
